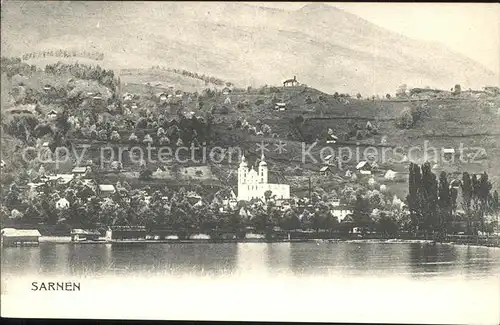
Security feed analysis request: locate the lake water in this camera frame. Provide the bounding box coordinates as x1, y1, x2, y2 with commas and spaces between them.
2, 242, 500, 323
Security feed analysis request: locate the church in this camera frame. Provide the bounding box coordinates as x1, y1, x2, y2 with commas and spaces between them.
237, 153, 290, 201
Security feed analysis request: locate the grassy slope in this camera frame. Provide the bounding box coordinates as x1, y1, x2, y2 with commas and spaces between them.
2, 2, 497, 94
2, 62, 499, 197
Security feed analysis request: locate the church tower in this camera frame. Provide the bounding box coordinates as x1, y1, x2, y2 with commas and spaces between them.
238, 154, 248, 200
258, 153, 268, 184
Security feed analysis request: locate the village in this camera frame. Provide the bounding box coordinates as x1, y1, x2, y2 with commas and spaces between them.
1, 57, 500, 246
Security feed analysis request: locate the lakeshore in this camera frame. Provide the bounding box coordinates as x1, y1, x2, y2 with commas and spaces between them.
29, 235, 500, 248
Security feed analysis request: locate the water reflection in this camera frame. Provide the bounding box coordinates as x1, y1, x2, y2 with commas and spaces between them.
265, 243, 291, 274
236, 243, 269, 276
1, 242, 499, 279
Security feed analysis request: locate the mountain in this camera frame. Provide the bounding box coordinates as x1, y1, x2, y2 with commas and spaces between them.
1, 1, 497, 94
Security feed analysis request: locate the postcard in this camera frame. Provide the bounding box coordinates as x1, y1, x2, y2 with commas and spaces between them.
1, 1, 499, 324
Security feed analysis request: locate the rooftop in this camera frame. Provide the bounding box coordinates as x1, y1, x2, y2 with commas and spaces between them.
72, 167, 89, 173
1, 229, 41, 237
356, 161, 370, 169
99, 184, 116, 192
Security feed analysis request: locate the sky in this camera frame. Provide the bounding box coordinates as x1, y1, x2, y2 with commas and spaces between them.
248, 2, 500, 76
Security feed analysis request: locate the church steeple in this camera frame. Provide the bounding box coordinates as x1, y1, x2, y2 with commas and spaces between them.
239, 154, 248, 168
259, 152, 267, 166
258, 153, 268, 184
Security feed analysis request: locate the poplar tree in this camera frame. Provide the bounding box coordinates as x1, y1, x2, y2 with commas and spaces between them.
420, 162, 438, 234
461, 172, 473, 215
437, 171, 452, 236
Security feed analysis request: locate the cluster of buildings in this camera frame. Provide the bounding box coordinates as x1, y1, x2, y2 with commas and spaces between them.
236, 154, 354, 222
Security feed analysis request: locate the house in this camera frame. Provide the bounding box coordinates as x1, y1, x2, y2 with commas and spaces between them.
356, 161, 372, 175
384, 170, 397, 180
109, 226, 147, 240
158, 92, 168, 102
186, 191, 202, 205
47, 110, 58, 120
275, 102, 287, 111
224, 97, 231, 105
326, 129, 339, 144
330, 198, 340, 207
0, 160, 5, 168
320, 166, 333, 176
123, 93, 133, 101
72, 166, 91, 177
70, 229, 101, 242
345, 169, 353, 177
43, 84, 54, 91
323, 154, 336, 165
44, 174, 73, 185
27, 182, 46, 192
222, 87, 232, 95
55, 198, 70, 210
98, 184, 116, 197
330, 206, 353, 222
1, 228, 41, 246
442, 148, 455, 161
222, 198, 238, 210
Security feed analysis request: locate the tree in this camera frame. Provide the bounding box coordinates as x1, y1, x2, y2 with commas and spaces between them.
356, 93, 362, 100
437, 171, 452, 236
110, 131, 121, 142
453, 84, 461, 95
396, 107, 414, 129
386, 93, 391, 99
264, 190, 272, 202
420, 162, 438, 234
461, 172, 473, 215
475, 172, 492, 232
353, 194, 371, 225
407, 163, 422, 233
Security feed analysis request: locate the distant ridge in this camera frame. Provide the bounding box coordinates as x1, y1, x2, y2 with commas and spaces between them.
1, 2, 496, 94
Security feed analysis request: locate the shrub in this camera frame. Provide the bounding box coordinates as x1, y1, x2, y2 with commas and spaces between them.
396, 107, 414, 129
255, 99, 264, 106
220, 106, 229, 115
340, 132, 350, 141
110, 131, 121, 142
262, 124, 272, 135
136, 117, 148, 129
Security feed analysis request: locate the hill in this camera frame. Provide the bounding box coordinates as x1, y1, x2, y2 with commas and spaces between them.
1, 2, 497, 95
